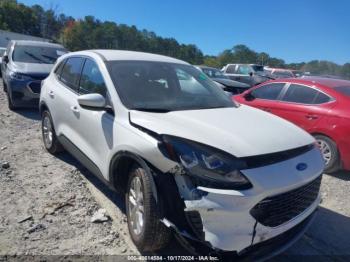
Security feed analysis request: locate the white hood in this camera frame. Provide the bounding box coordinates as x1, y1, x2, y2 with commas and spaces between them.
130, 105, 314, 157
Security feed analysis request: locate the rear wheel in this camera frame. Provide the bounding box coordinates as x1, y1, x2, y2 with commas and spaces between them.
314, 135, 340, 173
41, 110, 64, 154
126, 165, 171, 252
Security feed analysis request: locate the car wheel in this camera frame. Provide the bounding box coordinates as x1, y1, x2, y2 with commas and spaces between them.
41, 110, 64, 154
314, 135, 340, 173
126, 165, 171, 252
6, 90, 16, 110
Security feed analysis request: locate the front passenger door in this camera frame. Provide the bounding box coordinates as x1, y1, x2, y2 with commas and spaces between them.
74, 58, 115, 177
244, 83, 286, 112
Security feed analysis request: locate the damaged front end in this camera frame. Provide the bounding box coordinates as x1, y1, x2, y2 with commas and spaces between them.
129, 117, 324, 258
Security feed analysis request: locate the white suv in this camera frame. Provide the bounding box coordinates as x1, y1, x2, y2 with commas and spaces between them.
39, 50, 324, 258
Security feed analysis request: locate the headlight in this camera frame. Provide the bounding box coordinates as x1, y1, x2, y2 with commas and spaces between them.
9, 71, 32, 81
159, 135, 252, 190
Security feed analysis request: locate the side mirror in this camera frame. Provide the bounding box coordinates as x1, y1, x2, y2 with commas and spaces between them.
243, 92, 255, 101
78, 93, 106, 111
249, 72, 253, 77
3, 55, 8, 64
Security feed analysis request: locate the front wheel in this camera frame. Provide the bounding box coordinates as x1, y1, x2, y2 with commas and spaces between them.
6, 90, 16, 110
41, 110, 64, 154
2, 80, 7, 92
126, 166, 171, 252
315, 135, 340, 173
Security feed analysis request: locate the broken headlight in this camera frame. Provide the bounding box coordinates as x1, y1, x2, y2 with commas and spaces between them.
159, 135, 252, 190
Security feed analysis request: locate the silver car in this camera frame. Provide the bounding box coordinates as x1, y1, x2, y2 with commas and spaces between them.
2, 40, 67, 110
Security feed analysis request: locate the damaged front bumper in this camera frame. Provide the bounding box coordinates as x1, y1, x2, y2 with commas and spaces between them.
160, 147, 323, 256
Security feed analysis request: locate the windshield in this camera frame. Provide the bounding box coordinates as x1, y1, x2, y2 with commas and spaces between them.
107, 61, 235, 111
0, 49, 5, 57
202, 68, 228, 79
12, 45, 67, 64
334, 86, 350, 97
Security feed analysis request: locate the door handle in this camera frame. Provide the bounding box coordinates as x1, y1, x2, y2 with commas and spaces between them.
305, 114, 318, 120
49, 90, 54, 98
70, 105, 80, 113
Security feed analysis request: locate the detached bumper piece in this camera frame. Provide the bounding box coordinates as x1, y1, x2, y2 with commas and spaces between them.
250, 175, 322, 227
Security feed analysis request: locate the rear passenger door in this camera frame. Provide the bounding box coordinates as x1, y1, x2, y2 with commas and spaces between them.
271, 84, 335, 131
49, 57, 84, 143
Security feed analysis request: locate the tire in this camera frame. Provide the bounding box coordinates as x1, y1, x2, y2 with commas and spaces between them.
41, 110, 64, 154
6, 90, 16, 110
126, 165, 171, 252
314, 135, 340, 173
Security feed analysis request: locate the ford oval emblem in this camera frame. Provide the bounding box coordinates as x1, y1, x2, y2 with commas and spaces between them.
296, 163, 308, 171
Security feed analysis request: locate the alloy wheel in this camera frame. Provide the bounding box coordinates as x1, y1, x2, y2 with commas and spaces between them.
317, 139, 332, 165
43, 115, 53, 149
128, 176, 145, 236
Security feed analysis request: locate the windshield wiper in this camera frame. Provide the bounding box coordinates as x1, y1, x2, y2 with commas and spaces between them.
24, 51, 46, 64
42, 54, 57, 61
131, 107, 172, 113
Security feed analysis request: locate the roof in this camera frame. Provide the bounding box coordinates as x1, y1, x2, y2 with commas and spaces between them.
13, 40, 64, 48
297, 76, 350, 88
91, 50, 189, 64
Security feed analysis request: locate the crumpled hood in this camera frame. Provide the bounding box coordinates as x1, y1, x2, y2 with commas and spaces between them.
11, 62, 53, 75
130, 105, 314, 157
213, 78, 250, 89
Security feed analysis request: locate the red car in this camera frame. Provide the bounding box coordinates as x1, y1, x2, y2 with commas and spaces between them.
235, 77, 350, 173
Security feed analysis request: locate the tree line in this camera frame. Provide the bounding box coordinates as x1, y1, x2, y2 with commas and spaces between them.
1, 0, 349, 79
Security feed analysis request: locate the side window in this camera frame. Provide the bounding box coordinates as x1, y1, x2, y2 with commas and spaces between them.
251, 83, 285, 100
314, 92, 331, 104
54, 59, 66, 77
282, 84, 318, 104
225, 65, 236, 74
60, 57, 83, 90
237, 65, 251, 75
79, 59, 107, 96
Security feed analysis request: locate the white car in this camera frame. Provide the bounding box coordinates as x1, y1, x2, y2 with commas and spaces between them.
39, 50, 324, 259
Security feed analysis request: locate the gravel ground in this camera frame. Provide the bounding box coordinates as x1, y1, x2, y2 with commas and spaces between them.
0, 80, 349, 261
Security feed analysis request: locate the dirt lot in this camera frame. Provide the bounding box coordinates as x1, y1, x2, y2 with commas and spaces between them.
0, 80, 349, 261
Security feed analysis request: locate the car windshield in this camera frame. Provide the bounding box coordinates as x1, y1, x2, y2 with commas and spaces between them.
107, 61, 235, 111
334, 86, 350, 97
12, 45, 67, 64
0, 49, 5, 57
202, 68, 228, 79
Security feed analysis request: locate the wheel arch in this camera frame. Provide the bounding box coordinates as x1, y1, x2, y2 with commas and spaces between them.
109, 151, 158, 201
39, 101, 49, 115
311, 132, 342, 171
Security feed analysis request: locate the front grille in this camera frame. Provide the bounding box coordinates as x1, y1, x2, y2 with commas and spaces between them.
250, 175, 322, 227
28, 81, 42, 94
